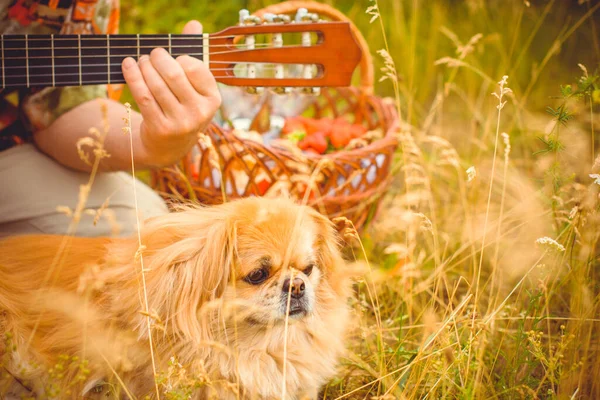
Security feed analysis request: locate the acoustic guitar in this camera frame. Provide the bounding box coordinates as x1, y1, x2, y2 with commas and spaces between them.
0, 8, 362, 94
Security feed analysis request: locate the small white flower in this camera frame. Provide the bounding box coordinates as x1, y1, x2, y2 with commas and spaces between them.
502, 132, 511, 158
568, 206, 578, 220
589, 174, 600, 186
466, 166, 477, 182
535, 237, 565, 252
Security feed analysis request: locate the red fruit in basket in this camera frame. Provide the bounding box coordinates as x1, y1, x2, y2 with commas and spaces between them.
282, 118, 306, 135
301, 117, 331, 136
256, 179, 270, 195
299, 131, 328, 154
329, 125, 352, 149
349, 124, 367, 139
334, 116, 350, 126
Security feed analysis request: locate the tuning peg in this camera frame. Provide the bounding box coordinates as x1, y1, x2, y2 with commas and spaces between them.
294, 8, 308, 22
262, 13, 275, 23
301, 87, 321, 96
239, 9, 249, 24
263, 13, 290, 24
274, 14, 291, 23
272, 87, 292, 95
246, 87, 265, 95
239, 9, 261, 25
294, 8, 318, 22
295, 9, 319, 23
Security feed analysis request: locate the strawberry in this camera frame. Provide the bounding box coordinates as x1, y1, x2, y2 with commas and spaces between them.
256, 179, 270, 195
349, 124, 367, 139
329, 125, 352, 148
282, 118, 306, 135
301, 117, 332, 136
298, 131, 328, 154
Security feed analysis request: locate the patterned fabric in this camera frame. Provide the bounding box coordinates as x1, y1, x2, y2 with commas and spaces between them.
0, 0, 121, 151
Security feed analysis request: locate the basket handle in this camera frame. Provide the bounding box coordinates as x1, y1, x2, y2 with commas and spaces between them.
250, 1, 374, 94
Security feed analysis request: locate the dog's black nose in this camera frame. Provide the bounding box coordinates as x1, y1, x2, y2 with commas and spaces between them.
282, 277, 305, 299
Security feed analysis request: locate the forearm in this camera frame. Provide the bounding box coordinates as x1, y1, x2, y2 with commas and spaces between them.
33, 98, 195, 173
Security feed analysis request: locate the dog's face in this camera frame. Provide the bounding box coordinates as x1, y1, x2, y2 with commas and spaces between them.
225, 202, 327, 323
139, 197, 345, 338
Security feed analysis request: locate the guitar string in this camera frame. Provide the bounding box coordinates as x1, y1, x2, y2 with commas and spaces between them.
0, 59, 315, 69
0, 31, 322, 42
1, 66, 309, 78
0, 43, 284, 51
0, 35, 245, 41
0, 44, 315, 60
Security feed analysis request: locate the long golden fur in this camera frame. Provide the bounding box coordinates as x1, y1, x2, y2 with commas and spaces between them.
0, 197, 354, 399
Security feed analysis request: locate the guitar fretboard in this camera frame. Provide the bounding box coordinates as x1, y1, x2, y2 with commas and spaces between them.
0, 34, 208, 89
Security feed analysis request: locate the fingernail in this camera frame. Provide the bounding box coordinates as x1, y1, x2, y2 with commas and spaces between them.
151, 47, 167, 56
122, 57, 135, 69
139, 55, 149, 63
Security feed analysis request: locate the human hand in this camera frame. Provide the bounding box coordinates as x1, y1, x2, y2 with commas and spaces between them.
121, 20, 221, 167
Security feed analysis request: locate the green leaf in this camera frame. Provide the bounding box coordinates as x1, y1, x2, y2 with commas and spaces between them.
286, 130, 306, 144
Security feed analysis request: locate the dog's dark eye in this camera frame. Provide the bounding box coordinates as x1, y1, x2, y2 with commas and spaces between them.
304, 264, 315, 276
245, 268, 269, 285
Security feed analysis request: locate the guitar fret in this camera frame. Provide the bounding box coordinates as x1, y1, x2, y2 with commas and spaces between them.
1, 35, 4, 88
203, 33, 209, 65
78, 34, 82, 85
137, 34, 140, 60
107, 34, 110, 84
168, 33, 172, 55
25, 34, 29, 87
51, 34, 55, 86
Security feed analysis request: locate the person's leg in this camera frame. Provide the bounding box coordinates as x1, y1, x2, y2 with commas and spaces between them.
0, 144, 168, 238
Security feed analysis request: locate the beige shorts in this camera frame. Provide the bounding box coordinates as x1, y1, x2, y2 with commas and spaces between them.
0, 144, 169, 238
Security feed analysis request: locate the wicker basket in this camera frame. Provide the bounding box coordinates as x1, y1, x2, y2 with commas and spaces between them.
151, 1, 399, 232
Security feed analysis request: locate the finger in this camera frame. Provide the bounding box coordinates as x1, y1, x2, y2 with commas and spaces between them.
150, 47, 198, 105
175, 54, 220, 101
139, 53, 181, 116
182, 20, 202, 34
121, 57, 164, 119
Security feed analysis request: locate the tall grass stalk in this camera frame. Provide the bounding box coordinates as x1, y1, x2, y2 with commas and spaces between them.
123, 103, 161, 400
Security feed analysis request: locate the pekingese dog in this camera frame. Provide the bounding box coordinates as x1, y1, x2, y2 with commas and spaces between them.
0, 197, 355, 399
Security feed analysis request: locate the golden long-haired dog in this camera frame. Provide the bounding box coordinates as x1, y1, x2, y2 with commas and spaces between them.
0, 197, 355, 399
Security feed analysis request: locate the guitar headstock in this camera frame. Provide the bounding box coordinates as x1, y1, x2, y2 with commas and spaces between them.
208, 8, 362, 95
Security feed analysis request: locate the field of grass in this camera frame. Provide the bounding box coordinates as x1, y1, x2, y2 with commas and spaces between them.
123, 0, 600, 398
2, 0, 598, 399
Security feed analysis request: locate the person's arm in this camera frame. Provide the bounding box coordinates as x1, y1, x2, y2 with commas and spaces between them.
33, 21, 221, 173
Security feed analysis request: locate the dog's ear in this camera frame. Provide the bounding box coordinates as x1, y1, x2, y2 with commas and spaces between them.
133, 205, 233, 340
308, 208, 356, 299
308, 209, 344, 263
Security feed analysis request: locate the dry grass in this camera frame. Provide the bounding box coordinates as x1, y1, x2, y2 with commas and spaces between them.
2, 0, 600, 399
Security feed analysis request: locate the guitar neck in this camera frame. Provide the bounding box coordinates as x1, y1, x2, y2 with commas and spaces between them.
1, 34, 208, 89
0, 21, 362, 90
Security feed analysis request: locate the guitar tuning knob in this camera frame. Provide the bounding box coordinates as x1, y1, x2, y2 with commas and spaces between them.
305, 13, 319, 22
263, 13, 290, 24
272, 87, 292, 95
239, 9, 261, 25
246, 87, 265, 95
239, 9, 249, 24
301, 87, 321, 96
274, 14, 291, 23
294, 8, 308, 22
295, 7, 319, 23
263, 13, 275, 23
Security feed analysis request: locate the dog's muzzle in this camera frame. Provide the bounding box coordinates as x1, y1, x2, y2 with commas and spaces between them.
281, 276, 309, 317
